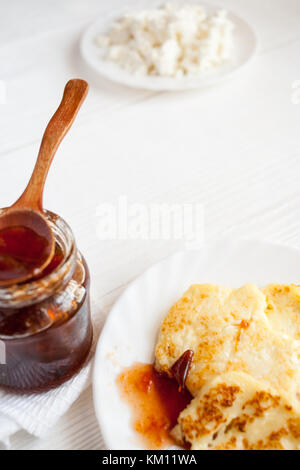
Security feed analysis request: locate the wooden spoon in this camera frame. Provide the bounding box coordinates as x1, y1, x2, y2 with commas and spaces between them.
0, 79, 89, 286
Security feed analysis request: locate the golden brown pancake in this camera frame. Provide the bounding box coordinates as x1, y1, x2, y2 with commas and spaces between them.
263, 284, 300, 340
172, 371, 300, 450
155, 283, 300, 403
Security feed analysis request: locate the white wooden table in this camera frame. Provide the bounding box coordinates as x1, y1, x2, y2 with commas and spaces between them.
1, 0, 300, 450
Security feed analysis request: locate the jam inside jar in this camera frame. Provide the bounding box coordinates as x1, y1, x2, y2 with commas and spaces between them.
0, 210, 93, 393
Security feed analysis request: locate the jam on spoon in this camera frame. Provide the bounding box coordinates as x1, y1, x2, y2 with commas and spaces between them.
0, 226, 49, 282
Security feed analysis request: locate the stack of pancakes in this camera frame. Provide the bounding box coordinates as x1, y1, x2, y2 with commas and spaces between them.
155, 283, 300, 450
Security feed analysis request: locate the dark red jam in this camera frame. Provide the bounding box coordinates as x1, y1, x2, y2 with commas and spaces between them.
170, 349, 194, 390
0, 241, 92, 393
0, 226, 50, 282
34, 242, 64, 279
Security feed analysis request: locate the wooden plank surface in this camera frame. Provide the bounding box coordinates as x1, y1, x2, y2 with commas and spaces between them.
0, 0, 300, 449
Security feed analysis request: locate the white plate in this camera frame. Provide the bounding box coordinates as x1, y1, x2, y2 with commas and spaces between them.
81, 1, 257, 91
93, 238, 300, 450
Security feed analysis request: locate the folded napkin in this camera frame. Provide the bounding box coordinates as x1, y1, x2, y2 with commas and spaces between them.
0, 284, 120, 448
0, 350, 93, 448
0, 414, 19, 447
0, 302, 106, 449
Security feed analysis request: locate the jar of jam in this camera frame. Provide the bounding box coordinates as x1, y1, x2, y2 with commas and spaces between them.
0, 210, 93, 393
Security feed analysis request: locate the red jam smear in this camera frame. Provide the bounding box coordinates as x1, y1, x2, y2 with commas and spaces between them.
0, 226, 50, 281
117, 363, 192, 449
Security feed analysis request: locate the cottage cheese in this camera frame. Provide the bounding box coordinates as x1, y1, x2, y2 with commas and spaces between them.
96, 3, 235, 77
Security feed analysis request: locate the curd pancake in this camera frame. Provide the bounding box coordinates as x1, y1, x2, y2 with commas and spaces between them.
155, 283, 300, 402
263, 284, 300, 340
172, 371, 300, 450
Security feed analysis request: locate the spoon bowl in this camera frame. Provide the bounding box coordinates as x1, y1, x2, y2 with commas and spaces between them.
0, 210, 54, 285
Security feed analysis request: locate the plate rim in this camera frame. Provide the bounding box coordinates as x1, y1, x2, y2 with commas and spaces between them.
93, 237, 300, 450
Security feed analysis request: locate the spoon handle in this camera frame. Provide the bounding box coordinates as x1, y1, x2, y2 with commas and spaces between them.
13, 79, 89, 211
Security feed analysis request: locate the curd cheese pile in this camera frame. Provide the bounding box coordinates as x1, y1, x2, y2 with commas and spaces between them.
96, 3, 235, 77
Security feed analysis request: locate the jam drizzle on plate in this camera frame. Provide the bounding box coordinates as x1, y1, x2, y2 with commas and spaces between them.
117, 351, 194, 449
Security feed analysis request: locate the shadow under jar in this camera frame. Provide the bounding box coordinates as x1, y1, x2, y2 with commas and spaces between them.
0, 210, 93, 393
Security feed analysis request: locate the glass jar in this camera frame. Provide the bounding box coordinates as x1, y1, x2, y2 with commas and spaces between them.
0, 210, 93, 393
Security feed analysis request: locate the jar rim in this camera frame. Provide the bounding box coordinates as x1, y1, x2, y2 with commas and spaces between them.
0, 210, 77, 307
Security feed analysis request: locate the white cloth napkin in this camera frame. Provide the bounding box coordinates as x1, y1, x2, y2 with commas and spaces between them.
0, 290, 116, 448
0, 414, 19, 447
0, 302, 107, 449
0, 353, 93, 447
